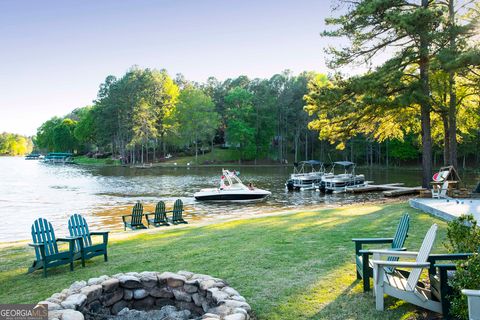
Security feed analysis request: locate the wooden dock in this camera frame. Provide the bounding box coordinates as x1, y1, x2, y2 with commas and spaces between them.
346, 183, 426, 197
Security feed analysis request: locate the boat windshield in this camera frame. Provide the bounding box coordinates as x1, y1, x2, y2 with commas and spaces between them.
221, 170, 248, 190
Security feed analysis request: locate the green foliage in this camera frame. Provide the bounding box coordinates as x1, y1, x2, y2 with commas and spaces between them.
0, 132, 33, 156
444, 215, 480, 319
388, 136, 420, 161
74, 106, 96, 145
445, 215, 480, 253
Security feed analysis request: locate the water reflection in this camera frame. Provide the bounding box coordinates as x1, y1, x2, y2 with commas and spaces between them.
0, 157, 477, 242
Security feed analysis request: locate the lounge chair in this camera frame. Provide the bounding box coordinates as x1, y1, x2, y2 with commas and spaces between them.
68, 214, 109, 265
353, 213, 410, 291
122, 202, 147, 230
462, 289, 480, 320
371, 224, 442, 314
146, 201, 170, 227
170, 199, 188, 225
28, 218, 82, 277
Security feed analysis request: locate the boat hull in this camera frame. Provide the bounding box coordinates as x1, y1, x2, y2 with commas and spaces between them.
194, 193, 270, 201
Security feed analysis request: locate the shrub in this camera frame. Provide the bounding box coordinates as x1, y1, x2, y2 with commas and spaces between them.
445, 214, 480, 319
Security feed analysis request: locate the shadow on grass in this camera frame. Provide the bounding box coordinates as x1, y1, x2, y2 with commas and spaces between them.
0, 202, 447, 320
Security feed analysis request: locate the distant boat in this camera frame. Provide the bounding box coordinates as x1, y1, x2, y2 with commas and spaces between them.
194, 169, 271, 201
286, 160, 325, 191
25, 153, 43, 160
43, 152, 73, 164
319, 161, 365, 193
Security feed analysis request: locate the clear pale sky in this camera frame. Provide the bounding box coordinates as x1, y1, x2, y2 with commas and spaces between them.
0, 0, 336, 136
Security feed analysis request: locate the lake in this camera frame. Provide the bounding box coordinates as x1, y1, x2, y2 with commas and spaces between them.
0, 157, 477, 242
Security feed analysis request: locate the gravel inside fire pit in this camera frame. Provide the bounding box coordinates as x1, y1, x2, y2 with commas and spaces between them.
115, 305, 192, 320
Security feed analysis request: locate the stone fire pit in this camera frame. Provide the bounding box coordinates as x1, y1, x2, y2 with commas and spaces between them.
38, 271, 251, 320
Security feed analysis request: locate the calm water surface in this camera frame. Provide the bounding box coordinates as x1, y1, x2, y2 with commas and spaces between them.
0, 157, 477, 242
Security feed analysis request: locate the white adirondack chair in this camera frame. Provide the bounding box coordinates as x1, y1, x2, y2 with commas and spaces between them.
371, 224, 442, 314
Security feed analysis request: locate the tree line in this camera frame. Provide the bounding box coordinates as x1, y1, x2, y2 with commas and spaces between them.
0, 132, 33, 156
35, 61, 479, 169
305, 0, 479, 187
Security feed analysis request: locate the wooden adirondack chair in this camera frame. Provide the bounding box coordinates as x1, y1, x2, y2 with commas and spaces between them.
427, 252, 474, 317
122, 202, 147, 230
68, 214, 109, 265
169, 199, 188, 225
146, 201, 170, 228
371, 224, 442, 314
28, 218, 83, 277
353, 213, 410, 291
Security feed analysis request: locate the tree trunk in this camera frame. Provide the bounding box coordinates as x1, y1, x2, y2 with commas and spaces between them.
447, 0, 458, 169
419, 0, 433, 188
442, 114, 450, 165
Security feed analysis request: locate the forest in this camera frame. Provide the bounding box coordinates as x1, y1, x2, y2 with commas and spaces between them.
0, 132, 33, 156
33, 0, 479, 188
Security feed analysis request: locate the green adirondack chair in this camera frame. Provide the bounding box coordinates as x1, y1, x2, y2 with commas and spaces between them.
352, 213, 410, 291
122, 202, 147, 230
68, 214, 109, 265
146, 201, 170, 228
28, 218, 83, 277
169, 199, 188, 225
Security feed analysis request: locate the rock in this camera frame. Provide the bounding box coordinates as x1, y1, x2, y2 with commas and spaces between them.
133, 289, 148, 300
125, 272, 141, 278
102, 278, 120, 292
175, 301, 203, 315
222, 287, 240, 297
191, 293, 206, 307
50, 293, 63, 300
46, 297, 62, 304
154, 298, 175, 308
132, 296, 155, 310
177, 270, 194, 279
103, 289, 124, 306
139, 272, 158, 288
183, 284, 198, 293
69, 281, 87, 294
224, 314, 246, 320
149, 287, 174, 298
60, 294, 87, 310
123, 289, 133, 300
172, 289, 192, 302
61, 309, 85, 320
87, 277, 102, 286
118, 307, 130, 315
80, 285, 102, 303
220, 299, 251, 312
199, 279, 216, 291
230, 295, 246, 302
37, 300, 61, 311
118, 275, 142, 289
158, 272, 186, 288
111, 300, 129, 315
202, 313, 220, 319
192, 274, 214, 281
234, 307, 248, 316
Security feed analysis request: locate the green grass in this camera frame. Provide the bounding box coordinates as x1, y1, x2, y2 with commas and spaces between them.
0, 203, 448, 319
73, 155, 121, 166
163, 148, 241, 165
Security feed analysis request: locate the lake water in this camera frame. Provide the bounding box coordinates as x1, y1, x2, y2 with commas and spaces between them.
0, 157, 477, 242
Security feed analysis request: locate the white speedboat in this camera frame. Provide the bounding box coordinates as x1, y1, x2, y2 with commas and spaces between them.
194, 169, 271, 201
285, 160, 325, 191
319, 161, 365, 193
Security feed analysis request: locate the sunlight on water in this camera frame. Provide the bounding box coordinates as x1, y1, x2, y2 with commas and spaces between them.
0, 157, 475, 242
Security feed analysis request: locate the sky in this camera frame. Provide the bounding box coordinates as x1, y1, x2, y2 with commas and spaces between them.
0, 0, 338, 136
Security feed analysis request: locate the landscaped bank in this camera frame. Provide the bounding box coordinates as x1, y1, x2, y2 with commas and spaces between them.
0, 202, 447, 319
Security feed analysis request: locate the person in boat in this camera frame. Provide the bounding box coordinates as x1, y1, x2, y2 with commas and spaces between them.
248, 183, 255, 190
220, 175, 226, 190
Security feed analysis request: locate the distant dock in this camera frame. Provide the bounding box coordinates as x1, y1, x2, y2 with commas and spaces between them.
346, 183, 426, 197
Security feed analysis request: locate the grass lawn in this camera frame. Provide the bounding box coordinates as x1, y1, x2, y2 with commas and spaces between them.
73, 155, 121, 166
163, 148, 241, 165
0, 202, 448, 319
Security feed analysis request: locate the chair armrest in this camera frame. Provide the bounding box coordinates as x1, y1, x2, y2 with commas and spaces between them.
428, 253, 473, 263
57, 236, 81, 242
359, 247, 407, 256
145, 213, 153, 219
372, 260, 430, 268
434, 263, 458, 270
369, 249, 419, 257
28, 242, 45, 248
462, 289, 480, 297
352, 238, 394, 244
90, 231, 109, 235
353, 238, 394, 255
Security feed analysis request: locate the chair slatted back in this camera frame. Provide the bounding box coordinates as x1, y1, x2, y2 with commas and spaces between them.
155, 201, 166, 222
132, 202, 144, 225
68, 214, 92, 250
406, 224, 438, 291
172, 199, 183, 221
31, 218, 58, 259
391, 213, 410, 249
